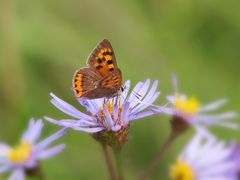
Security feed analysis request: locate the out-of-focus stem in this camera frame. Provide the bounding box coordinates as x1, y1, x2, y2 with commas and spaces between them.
113, 148, 124, 180
140, 130, 179, 180
140, 115, 189, 180
102, 143, 117, 180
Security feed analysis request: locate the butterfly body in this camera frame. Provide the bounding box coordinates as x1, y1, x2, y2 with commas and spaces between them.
73, 39, 122, 99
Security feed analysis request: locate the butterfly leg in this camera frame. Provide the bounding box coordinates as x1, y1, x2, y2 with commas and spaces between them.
103, 97, 108, 105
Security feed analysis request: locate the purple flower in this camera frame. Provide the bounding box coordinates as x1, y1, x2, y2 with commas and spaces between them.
0, 119, 66, 180
170, 130, 239, 180
162, 93, 238, 130
45, 79, 160, 146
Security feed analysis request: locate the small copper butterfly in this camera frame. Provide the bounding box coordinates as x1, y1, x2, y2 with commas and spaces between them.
73, 39, 123, 99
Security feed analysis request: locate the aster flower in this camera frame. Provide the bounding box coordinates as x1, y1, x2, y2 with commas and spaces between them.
0, 119, 66, 180
140, 81, 238, 180
45, 79, 160, 147
170, 130, 239, 180
162, 94, 238, 131
231, 144, 240, 178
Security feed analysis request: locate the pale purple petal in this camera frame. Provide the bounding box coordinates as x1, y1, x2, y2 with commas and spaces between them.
37, 144, 65, 160
0, 165, 10, 173
129, 79, 150, 108
127, 81, 144, 104
21, 119, 43, 144
92, 98, 104, 107
45, 117, 81, 127
50, 93, 92, 120
195, 112, 238, 127
24, 159, 38, 169
132, 92, 160, 115
103, 107, 114, 129
167, 94, 186, 104
46, 117, 104, 133
9, 169, 25, 180
152, 106, 173, 115
120, 80, 131, 104
70, 126, 104, 133
77, 99, 98, 114
113, 103, 119, 121
180, 132, 202, 161
199, 99, 227, 112
200, 162, 236, 176
130, 110, 157, 121
172, 75, 178, 92
121, 102, 130, 124
131, 80, 159, 113
111, 125, 121, 132
0, 143, 11, 156
45, 116, 99, 129
36, 128, 66, 151
211, 122, 239, 129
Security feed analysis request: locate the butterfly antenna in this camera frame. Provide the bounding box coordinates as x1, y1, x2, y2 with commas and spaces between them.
131, 97, 169, 111
131, 97, 161, 108
122, 85, 142, 100
120, 83, 167, 110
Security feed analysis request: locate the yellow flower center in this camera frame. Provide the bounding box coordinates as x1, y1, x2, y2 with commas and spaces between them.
100, 101, 122, 116
7, 142, 32, 164
174, 95, 200, 117
106, 101, 114, 115
99, 102, 114, 116
170, 160, 195, 180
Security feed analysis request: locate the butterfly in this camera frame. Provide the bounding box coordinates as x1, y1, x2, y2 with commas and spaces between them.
73, 39, 123, 99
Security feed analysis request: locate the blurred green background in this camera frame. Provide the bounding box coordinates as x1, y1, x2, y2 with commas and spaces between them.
0, 0, 240, 179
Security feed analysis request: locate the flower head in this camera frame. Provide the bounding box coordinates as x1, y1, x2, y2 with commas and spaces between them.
45, 79, 160, 147
170, 131, 239, 180
0, 119, 66, 180
164, 93, 238, 131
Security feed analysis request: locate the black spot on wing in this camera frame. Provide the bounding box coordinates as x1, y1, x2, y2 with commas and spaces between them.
97, 58, 103, 64
96, 65, 103, 70
107, 60, 113, 64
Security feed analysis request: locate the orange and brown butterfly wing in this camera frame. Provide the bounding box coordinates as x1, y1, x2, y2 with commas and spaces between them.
73, 39, 122, 99
99, 68, 122, 94
87, 39, 118, 77
82, 69, 122, 99
73, 67, 101, 98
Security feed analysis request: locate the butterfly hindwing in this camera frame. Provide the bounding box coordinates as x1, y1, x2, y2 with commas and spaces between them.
99, 68, 122, 91
73, 68, 101, 98
87, 39, 118, 77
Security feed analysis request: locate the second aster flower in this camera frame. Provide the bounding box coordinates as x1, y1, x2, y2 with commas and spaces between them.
160, 93, 238, 134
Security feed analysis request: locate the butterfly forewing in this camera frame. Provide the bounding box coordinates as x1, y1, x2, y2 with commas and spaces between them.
87, 39, 118, 77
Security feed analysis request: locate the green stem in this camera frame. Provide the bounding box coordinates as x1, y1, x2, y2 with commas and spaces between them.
36, 166, 45, 180
140, 130, 179, 180
102, 143, 117, 180
113, 147, 124, 180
